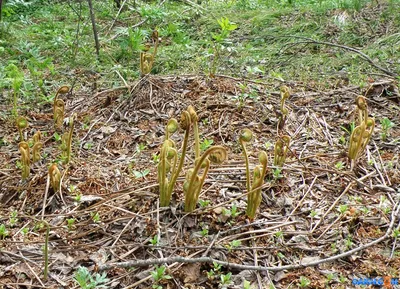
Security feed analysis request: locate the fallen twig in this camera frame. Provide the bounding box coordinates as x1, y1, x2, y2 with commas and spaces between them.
98, 201, 399, 272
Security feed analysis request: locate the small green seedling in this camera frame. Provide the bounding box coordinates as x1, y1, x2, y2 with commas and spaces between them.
73, 266, 109, 289
67, 218, 76, 231
133, 169, 150, 179
91, 212, 100, 223
220, 272, 232, 286
298, 276, 311, 288
0, 224, 9, 239
9, 211, 18, 227
380, 117, 395, 141
199, 199, 210, 208
338, 204, 348, 215
200, 138, 214, 151
335, 161, 344, 170
222, 204, 240, 219
150, 235, 159, 245
226, 240, 241, 252
151, 265, 172, 289
136, 143, 147, 154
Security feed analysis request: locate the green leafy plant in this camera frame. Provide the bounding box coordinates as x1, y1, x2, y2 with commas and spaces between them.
220, 272, 232, 286
298, 276, 311, 288
207, 261, 222, 280
9, 210, 18, 227
74, 266, 109, 289
200, 224, 209, 237
335, 161, 344, 170
243, 279, 253, 289
274, 135, 290, 168
239, 129, 268, 219
200, 138, 214, 152
133, 169, 150, 179
152, 153, 160, 164
18, 141, 30, 180
222, 204, 240, 219
136, 143, 147, 154
150, 235, 159, 245
151, 265, 172, 289
91, 212, 100, 223
210, 17, 237, 76
380, 117, 395, 141
5, 63, 24, 116
0, 224, 9, 239
338, 204, 348, 214
226, 240, 241, 252
53, 132, 61, 142
67, 218, 76, 231
199, 199, 210, 207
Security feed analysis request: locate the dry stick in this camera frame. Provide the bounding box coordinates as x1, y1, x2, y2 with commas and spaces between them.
107, 0, 128, 34
373, 140, 391, 186
111, 217, 134, 247
41, 174, 50, 221
253, 246, 263, 289
87, 0, 100, 57
315, 214, 343, 242
123, 251, 202, 289
25, 261, 45, 287
216, 221, 299, 244
202, 231, 220, 257
286, 175, 318, 221
156, 199, 164, 259
310, 171, 375, 234
99, 201, 398, 272
287, 37, 397, 77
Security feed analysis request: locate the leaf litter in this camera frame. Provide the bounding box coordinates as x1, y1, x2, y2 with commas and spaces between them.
0, 74, 399, 288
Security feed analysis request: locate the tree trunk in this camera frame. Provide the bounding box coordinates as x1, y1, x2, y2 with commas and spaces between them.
0, 0, 3, 22
87, 0, 100, 58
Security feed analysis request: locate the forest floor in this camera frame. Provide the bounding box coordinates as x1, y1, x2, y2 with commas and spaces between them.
1, 0, 400, 288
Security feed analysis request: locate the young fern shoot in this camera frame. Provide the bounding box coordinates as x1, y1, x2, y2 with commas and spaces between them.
32, 131, 43, 163
239, 129, 268, 219
49, 164, 61, 192
53, 86, 69, 130
16, 116, 28, 141
184, 146, 227, 212
158, 113, 191, 207
19, 141, 30, 180
61, 115, 75, 164
246, 151, 268, 219
277, 86, 290, 132
140, 30, 159, 76
274, 135, 291, 167
348, 96, 374, 169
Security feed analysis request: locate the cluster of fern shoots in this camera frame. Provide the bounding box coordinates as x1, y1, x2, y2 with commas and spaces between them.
158, 106, 227, 212
17, 86, 75, 193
